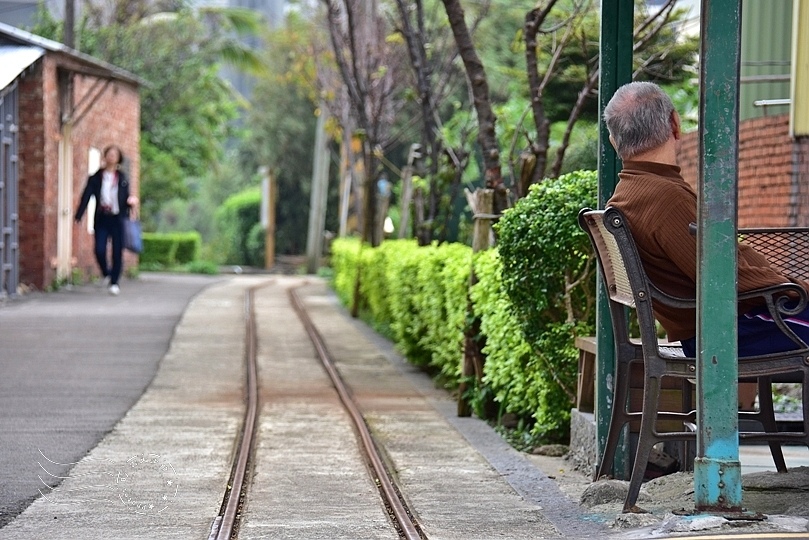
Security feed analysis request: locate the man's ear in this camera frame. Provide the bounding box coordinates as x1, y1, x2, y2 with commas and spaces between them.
608, 134, 618, 150
671, 111, 682, 140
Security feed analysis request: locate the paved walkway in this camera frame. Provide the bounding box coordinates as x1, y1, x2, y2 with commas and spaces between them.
0, 273, 221, 528
0, 275, 607, 539
0, 273, 806, 540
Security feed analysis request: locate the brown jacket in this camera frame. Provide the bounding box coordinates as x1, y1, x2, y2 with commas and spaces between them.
607, 160, 806, 341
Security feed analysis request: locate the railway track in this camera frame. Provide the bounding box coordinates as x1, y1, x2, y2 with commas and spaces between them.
209, 282, 425, 539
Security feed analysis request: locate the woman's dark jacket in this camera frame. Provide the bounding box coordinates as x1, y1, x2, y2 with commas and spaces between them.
74, 169, 132, 228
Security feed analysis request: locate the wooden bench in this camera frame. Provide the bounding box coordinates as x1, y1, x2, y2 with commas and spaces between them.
579, 207, 809, 513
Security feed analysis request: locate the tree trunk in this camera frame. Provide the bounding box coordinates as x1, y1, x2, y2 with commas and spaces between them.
550, 67, 599, 178
458, 188, 494, 417
440, 0, 507, 213
523, 4, 559, 191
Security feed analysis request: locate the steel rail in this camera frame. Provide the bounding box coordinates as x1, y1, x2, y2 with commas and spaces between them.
210, 285, 261, 540
288, 286, 424, 540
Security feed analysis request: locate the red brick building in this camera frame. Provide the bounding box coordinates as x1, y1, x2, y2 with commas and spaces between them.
678, 114, 809, 228
0, 22, 141, 295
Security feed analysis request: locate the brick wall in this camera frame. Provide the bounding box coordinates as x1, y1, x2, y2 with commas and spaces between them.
17, 60, 47, 290
15, 54, 140, 290
796, 137, 809, 227
677, 114, 797, 228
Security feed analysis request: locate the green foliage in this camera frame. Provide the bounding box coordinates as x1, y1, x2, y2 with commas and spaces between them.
553, 121, 599, 176
30, 7, 247, 229
213, 188, 263, 266
492, 169, 598, 438
245, 222, 266, 267
332, 170, 598, 442
470, 249, 535, 417
141, 231, 202, 266
173, 233, 202, 264
183, 260, 220, 275
330, 237, 362, 306
139, 140, 188, 230
82, 12, 243, 178
238, 15, 334, 255
432, 0, 699, 183
330, 238, 471, 385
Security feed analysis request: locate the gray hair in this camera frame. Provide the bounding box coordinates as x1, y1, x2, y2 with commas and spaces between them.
603, 82, 675, 160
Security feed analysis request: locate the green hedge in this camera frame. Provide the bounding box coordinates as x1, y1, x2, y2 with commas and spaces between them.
331, 238, 470, 382
489, 169, 598, 439
213, 188, 263, 266
330, 170, 598, 442
141, 231, 202, 266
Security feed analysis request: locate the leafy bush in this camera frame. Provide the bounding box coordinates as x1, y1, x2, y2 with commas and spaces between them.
183, 260, 219, 275
492, 169, 598, 439
141, 231, 202, 266
141, 233, 176, 266
330, 170, 598, 442
213, 188, 262, 265
330, 237, 362, 306
470, 249, 535, 420
173, 232, 201, 263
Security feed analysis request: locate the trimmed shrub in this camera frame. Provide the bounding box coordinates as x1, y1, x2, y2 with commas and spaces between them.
141, 231, 201, 266
331, 237, 362, 306
330, 238, 470, 384
329, 170, 598, 442
213, 187, 262, 265
173, 232, 202, 263
492, 169, 598, 439
470, 249, 535, 420
141, 233, 177, 265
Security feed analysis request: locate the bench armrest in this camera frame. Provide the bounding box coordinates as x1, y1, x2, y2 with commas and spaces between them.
647, 283, 696, 309
649, 281, 809, 350
738, 282, 809, 349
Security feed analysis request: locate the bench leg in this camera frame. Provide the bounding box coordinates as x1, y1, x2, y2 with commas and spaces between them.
595, 358, 631, 481
623, 375, 662, 513
757, 376, 787, 472
804, 375, 809, 453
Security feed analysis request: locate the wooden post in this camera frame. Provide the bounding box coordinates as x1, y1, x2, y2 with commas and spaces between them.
399, 168, 413, 239
398, 143, 422, 239
458, 188, 494, 416
260, 167, 277, 270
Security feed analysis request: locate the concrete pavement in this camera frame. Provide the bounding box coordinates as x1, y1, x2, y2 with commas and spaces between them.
0, 273, 220, 528
0, 273, 806, 539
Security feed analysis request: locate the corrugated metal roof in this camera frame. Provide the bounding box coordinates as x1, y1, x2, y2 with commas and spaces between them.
0, 44, 43, 90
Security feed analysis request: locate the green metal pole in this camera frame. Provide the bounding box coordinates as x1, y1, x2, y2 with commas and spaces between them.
596, 0, 633, 479
695, 0, 743, 511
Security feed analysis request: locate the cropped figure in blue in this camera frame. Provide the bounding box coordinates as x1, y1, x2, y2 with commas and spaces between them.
74, 145, 139, 295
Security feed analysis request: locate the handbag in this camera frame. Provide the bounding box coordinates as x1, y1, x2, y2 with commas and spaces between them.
124, 216, 143, 254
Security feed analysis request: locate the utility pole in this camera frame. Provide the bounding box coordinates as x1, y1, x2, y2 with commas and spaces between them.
64, 0, 75, 49
306, 109, 330, 274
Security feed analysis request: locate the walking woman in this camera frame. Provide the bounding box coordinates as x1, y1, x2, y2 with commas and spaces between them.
74, 145, 139, 295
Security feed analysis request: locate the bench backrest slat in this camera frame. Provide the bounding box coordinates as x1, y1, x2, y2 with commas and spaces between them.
580, 210, 637, 308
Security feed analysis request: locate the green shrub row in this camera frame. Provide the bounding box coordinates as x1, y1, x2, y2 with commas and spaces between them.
330, 170, 598, 441
141, 231, 202, 266
213, 188, 264, 266
331, 238, 471, 383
